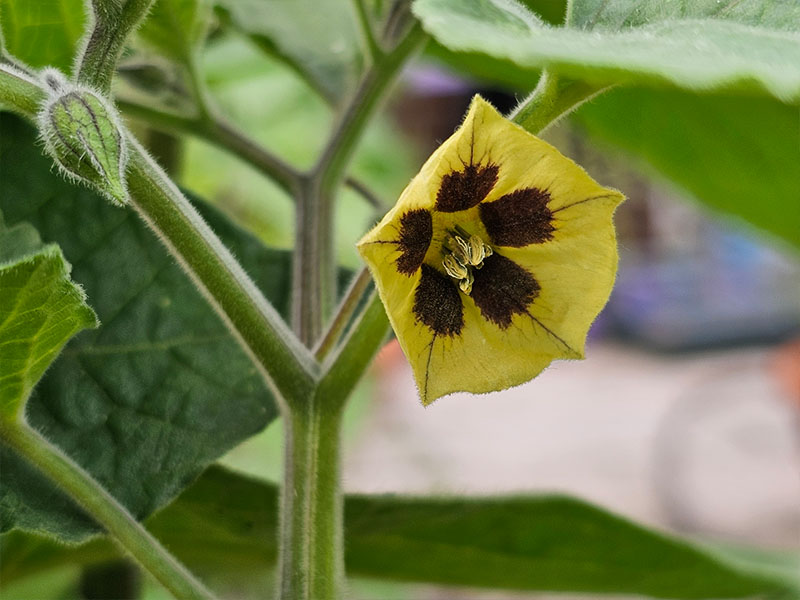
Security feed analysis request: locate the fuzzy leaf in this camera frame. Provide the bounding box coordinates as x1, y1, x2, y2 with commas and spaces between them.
575, 87, 800, 250
0, 216, 98, 421
0, 114, 286, 541
2, 466, 796, 598
413, 0, 800, 101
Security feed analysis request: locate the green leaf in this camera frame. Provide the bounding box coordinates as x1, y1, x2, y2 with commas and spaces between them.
3, 466, 796, 598
215, 0, 363, 103
0, 0, 86, 72
413, 0, 800, 101
0, 113, 287, 541
568, 0, 799, 31
0, 216, 98, 421
138, 0, 211, 64
574, 88, 800, 251
423, 0, 566, 90
0, 220, 44, 262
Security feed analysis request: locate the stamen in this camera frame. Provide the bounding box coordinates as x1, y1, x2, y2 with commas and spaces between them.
442, 229, 493, 294
443, 254, 469, 280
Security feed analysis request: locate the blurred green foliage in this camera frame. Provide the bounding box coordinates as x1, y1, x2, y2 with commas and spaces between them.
184, 36, 418, 267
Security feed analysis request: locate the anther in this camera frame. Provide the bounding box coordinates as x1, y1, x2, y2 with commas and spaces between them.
442, 229, 493, 294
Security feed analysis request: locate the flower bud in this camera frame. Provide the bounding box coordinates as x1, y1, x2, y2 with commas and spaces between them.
37, 69, 129, 206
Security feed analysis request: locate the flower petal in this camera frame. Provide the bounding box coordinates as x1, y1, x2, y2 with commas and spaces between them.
358, 95, 624, 405
413, 264, 464, 336
479, 187, 555, 247
395, 208, 433, 275
470, 253, 540, 328
435, 163, 499, 212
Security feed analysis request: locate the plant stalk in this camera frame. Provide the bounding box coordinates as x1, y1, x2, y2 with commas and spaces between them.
509, 70, 610, 134
0, 422, 215, 600
125, 135, 318, 404
313, 267, 373, 361
278, 402, 345, 600
118, 98, 383, 207
292, 22, 425, 346
352, 0, 384, 62
76, 0, 155, 94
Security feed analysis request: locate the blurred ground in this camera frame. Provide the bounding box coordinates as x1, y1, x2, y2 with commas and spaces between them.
337, 340, 800, 599
346, 341, 800, 550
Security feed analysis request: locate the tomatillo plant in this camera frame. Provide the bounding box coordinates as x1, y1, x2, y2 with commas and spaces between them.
1, 1, 799, 600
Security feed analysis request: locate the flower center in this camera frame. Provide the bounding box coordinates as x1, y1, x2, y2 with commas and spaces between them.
441, 225, 493, 295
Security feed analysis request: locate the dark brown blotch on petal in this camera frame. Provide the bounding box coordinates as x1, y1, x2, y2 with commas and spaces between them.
413, 264, 464, 336
435, 163, 499, 212
479, 187, 554, 247
396, 209, 433, 275
471, 253, 540, 329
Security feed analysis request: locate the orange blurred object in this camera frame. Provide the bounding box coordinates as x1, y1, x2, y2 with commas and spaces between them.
771, 337, 800, 407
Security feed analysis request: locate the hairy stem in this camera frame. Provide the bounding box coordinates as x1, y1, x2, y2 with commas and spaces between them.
292, 22, 425, 346
0, 422, 214, 600
76, 0, 155, 94
126, 135, 318, 403
509, 70, 609, 134
119, 99, 384, 207
313, 267, 373, 361
279, 402, 344, 600
117, 99, 300, 195
352, 0, 384, 62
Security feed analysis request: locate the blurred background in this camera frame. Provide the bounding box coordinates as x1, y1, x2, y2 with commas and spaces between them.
183, 35, 800, 600
3, 3, 799, 598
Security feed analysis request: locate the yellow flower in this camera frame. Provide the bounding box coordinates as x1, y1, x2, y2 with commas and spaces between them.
358, 96, 624, 405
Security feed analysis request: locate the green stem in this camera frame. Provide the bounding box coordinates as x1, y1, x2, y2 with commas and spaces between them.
314, 23, 425, 198
0, 64, 43, 115
317, 291, 390, 408
352, 0, 384, 62
125, 135, 318, 403
508, 70, 609, 134
76, 0, 155, 94
278, 294, 389, 600
293, 22, 425, 345
118, 99, 301, 196
344, 177, 386, 211
313, 267, 373, 361
206, 116, 302, 194
279, 21, 424, 599
279, 402, 344, 600
0, 422, 214, 600
118, 98, 384, 208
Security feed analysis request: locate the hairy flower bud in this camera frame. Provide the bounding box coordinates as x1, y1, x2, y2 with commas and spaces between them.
37, 69, 129, 206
